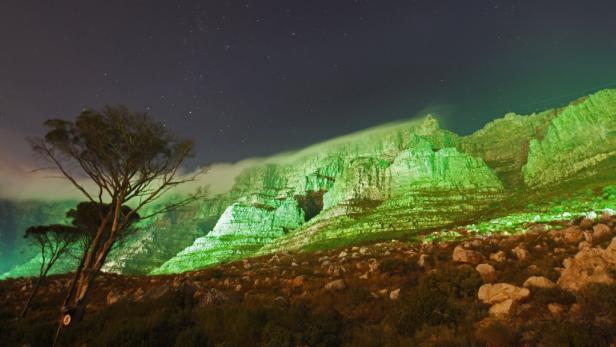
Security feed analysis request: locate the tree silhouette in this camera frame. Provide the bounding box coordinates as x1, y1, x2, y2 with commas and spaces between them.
30, 105, 200, 345
20, 225, 79, 318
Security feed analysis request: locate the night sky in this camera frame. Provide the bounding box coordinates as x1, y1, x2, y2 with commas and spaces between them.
1, 1, 616, 166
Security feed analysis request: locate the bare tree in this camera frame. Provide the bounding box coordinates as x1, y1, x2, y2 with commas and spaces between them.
30, 105, 200, 344
20, 225, 80, 318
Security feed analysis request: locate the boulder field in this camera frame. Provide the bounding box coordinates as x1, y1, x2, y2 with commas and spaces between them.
2, 212, 616, 345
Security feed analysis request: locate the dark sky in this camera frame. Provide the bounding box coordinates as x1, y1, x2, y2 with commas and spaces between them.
1, 1, 616, 166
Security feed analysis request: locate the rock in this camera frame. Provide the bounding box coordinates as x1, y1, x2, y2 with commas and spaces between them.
290, 275, 305, 288
527, 224, 547, 234
417, 254, 430, 267
523, 276, 556, 289
321, 260, 331, 267
478, 283, 530, 304
475, 263, 496, 283
512, 245, 530, 261
569, 303, 582, 316
338, 251, 348, 259
578, 241, 592, 250
389, 288, 400, 300
359, 247, 369, 255
367, 259, 379, 272
235, 284, 242, 292
579, 218, 595, 230
197, 288, 229, 307
600, 210, 614, 223
563, 226, 584, 244
527, 264, 541, 275
583, 231, 593, 243
557, 238, 616, 291
489, 251, 507, 263
132, 287, 145, 302
547, 303, 566, 316
452, 245, 484, 264
592, 223, 612, 243
489, 299, 516, 318
324, 279, 346, 291
106, 289, 125, 305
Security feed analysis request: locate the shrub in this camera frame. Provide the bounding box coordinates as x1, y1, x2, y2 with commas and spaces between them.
378, 257, 420, 276
531, 286, 576, 306
395, 264, 482, 337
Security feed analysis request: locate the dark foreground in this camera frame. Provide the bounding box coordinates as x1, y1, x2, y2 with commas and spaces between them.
1, 213, 616, 346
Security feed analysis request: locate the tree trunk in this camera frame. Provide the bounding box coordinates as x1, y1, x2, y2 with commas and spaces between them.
52, 211, 114, 347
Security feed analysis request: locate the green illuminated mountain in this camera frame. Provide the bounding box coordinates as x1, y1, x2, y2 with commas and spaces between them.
2, 89, 616, 278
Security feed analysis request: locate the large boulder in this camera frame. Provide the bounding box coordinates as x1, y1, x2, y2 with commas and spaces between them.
557, 237, 616, 291
478, 283, 530, 305
453, 245, 484, 264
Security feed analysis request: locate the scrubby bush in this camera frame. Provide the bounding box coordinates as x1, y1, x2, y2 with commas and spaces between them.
378, 257, 421, 276
531, 286, 576, 306
395, 264, 482, 338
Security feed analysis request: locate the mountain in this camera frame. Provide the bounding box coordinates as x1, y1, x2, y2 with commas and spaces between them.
2, 89, 616, 278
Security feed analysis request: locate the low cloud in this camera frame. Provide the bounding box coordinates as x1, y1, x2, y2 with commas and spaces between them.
0, 114, 433, 202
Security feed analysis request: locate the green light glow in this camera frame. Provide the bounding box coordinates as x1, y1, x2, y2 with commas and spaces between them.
2, 89, 615, 278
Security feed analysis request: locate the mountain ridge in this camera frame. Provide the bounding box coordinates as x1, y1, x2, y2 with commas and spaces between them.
2, 89, 616, 278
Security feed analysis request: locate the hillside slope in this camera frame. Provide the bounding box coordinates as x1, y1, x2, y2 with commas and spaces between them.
2, 89, 616, 278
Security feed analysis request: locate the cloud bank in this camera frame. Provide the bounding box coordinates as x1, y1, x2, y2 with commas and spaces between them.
0, 114, 432, 202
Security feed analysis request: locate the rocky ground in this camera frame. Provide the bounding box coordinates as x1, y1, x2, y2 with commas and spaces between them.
1, 211, 616, 346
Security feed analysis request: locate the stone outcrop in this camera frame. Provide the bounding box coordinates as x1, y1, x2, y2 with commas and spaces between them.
523, 89, 616, 187
153, 200, 305, 274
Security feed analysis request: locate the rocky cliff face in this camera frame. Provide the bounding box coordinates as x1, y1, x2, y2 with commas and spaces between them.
2, 90, 616, 278
523, 89, 616, 187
